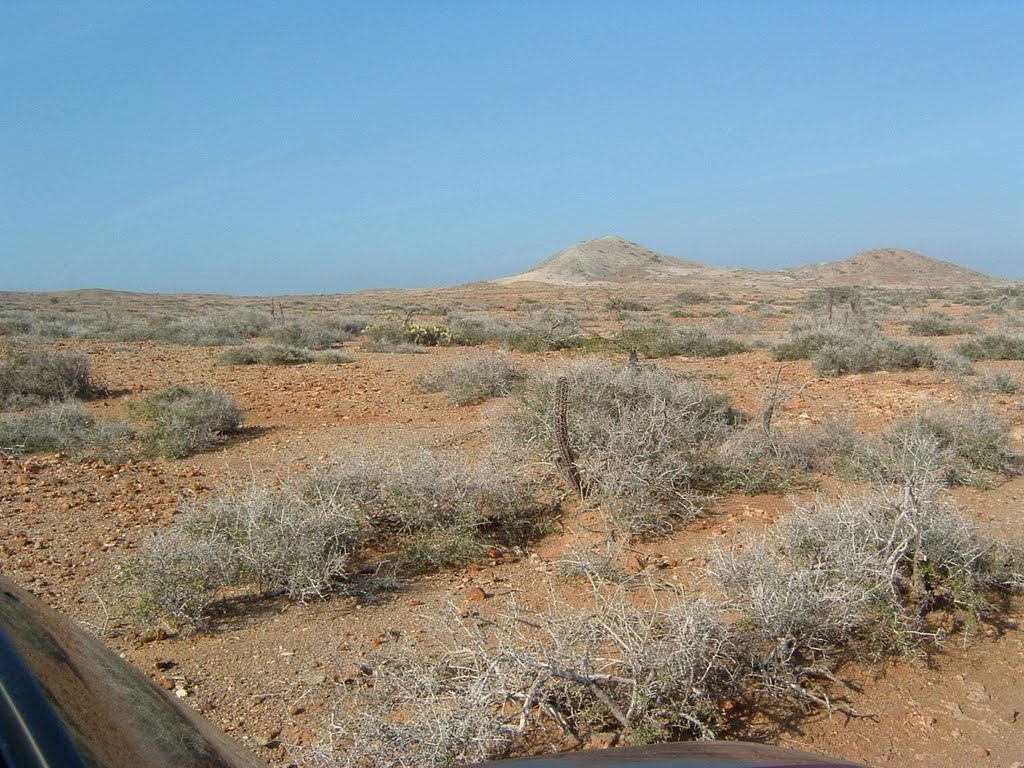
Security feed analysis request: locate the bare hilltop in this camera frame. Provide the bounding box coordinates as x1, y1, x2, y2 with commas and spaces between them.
497, 235, 1002, 289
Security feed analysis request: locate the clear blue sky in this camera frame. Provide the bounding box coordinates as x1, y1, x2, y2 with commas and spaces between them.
3, 1, 1023, 294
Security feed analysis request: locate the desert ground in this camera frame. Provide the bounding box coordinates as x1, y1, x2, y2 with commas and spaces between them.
2, 241, 1023, 768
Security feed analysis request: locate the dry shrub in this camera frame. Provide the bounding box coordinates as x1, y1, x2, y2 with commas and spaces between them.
134, 385, 242, 458
853, 404, 1017, 488
717, 420, 858, 493
217, 344, 315, 365
0, 347, 94, 408
713, 484, 1019, 668
0, 401, 133, 457
507, 361, 738, 535
119, 479, 374, 629
121, 449, 548, 628
772, 321, 939, 376
956, 333, 1024, 361
327, 592, 739, 767
413, 352, 522, 405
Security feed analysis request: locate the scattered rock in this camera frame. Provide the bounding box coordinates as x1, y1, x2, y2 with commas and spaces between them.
465, 586, 488, 602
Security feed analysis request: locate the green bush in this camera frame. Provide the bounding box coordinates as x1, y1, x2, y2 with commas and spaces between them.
905, 313, 975, 337
269, 320, 342, 350
606, 297, 650, 312
134, 386, 242, 458
216, 344, 317, 365
974, 371, 1019, 394
0, 348, 94, 408
503, 309, 580, 352
853, 405, 1017, 487
811, 337, 937, 376
956, 334, 1024, 361
613, 325, 746, 359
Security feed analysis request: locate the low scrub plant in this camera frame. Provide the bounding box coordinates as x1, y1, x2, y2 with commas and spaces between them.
714, 485, 1020, 662
507, 361, 738, 535
772, 322, 938, 376
217, 344, 315, 365
119, 481, 374, 629
853, 404, 1017, 488
0, 348, 94, 408
375, 451, 547, 571
446, 312, 514, 346
904, 313, 976, 336
328, 592, 740, 767
956, 333, 1024, 361
121, 450, 548, 628
269, 320, 347, 350
504, 309, 581, 352
0, 401, 132, 457
133, 386, 242, 458
613, 325, 746, 360
413, 352, 522, 405
717, 421, 858, 493
973, 371, 1019, 394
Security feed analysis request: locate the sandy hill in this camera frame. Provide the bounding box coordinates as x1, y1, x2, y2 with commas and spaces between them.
785, 248, 1001, 288
497, 239, 1002, 289
495, 236, 736, 285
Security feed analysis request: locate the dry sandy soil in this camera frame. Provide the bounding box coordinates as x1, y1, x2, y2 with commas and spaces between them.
2, 276, 1023, 768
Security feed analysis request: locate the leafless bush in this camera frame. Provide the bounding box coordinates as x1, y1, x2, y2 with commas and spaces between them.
328, 592, 739, 767
414, 352, 522, 405
714, 484, 1017, 667
508, 361, 737, 535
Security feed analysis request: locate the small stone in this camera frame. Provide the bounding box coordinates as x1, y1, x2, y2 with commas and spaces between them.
289, 705, 305, 716
154, 659, 177, 671
156, 675, 175, 691
973, 747, 989, 758
465, 586, 488, 602
174, 688, 188, 698
587, 732, 619, 749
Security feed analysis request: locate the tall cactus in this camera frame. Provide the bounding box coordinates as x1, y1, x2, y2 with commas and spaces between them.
553, 376, 586, 500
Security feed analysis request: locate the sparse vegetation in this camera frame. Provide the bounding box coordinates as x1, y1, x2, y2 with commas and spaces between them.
121, 450, 548, 628
772, 322, 939, 376
714, 484, 1020, 663
120, 480, 374, 628
614, 325, 746, 359
973, 371, 1019, 394
905, 313, 975, 336
329, 592, 740, 766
